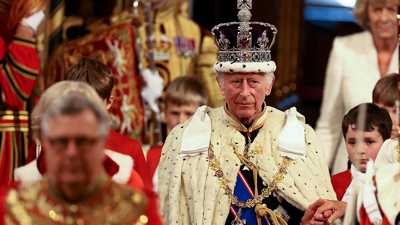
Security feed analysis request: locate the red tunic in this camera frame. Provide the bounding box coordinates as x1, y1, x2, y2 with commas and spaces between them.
146, 144, 164, 179
330, 168, 352, 201
0, 35, 39, 186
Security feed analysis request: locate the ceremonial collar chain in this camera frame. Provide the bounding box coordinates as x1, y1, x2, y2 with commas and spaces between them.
208, 143, 290, 225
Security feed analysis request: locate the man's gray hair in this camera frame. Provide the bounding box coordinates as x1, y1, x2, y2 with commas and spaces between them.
216, 72, 275, 87
41, 91, 110, 138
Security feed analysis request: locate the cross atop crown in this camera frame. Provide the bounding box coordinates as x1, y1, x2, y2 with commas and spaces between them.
211, 0, 277, 64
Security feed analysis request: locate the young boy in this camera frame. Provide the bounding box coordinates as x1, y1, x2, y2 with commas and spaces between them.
330, 103, 392, 201
372, 73, 400, 170
146, 76, 208, 188
372, 73, 398, 139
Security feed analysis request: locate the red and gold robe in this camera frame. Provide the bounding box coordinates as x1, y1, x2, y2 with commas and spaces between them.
0, 172, 149, 225
0, 35, 39, 186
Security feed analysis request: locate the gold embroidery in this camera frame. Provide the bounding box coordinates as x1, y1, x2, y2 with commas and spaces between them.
254, 146, 263, 155
4, 175, 148, 224
207, 144, 291, 210
6, 190, 32, 225
4, 215, 17, 225
394, 144, 399, 163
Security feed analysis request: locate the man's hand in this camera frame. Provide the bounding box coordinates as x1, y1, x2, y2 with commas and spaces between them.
314, 200, 347, 224
301, 198, 326, 225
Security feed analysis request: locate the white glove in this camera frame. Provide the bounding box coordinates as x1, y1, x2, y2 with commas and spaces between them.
21, 10, 45, 32
141, 69, 164, 113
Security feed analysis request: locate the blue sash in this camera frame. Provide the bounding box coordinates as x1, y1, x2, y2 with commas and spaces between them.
230, 170, 271, 225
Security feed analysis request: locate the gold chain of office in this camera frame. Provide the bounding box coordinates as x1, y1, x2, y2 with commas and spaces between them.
207, 143, 291, 209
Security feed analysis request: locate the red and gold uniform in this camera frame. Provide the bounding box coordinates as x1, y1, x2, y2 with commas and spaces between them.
0, 172, 149, 225
0, 35, 39, 186
330, 168, 351, 201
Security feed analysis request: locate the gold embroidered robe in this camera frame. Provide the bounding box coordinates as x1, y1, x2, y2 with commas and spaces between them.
2, 173, 148, 225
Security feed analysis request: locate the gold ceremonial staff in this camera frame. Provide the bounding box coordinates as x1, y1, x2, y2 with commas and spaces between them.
133, 0, 163, 146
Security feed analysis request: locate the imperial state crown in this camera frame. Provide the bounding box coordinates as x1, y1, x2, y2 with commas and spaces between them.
212, 0, 278, 74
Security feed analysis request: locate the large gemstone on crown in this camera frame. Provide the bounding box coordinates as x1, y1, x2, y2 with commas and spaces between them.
238, 8, 252, 22
230, 54, 236, 62
253, 53, 260, 62
240, 36, 249, 48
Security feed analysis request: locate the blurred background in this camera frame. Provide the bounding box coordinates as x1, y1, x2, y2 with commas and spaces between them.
0, 0, 366, 129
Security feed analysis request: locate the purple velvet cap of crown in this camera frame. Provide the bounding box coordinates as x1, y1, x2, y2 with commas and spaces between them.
214, 25, 274, 50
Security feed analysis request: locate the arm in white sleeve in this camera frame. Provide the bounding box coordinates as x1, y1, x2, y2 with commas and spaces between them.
315, 37, 346, 169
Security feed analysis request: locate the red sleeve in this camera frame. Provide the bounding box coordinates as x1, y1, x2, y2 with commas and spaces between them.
0, 36, 39, 110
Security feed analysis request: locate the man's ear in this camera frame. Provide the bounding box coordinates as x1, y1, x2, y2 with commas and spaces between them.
216, 74, 225, 96
265, 76, 275, 96
106, 95, 114, 110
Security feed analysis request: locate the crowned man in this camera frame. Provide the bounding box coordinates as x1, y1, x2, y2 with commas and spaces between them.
158, 1, 337, 225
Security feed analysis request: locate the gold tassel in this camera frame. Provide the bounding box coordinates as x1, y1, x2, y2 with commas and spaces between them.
255, 203, 269, 216
255, 203, 288, 225
233, 149, 288, 225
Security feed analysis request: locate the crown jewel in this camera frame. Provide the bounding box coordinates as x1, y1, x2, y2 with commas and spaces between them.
212, 0, 277, 64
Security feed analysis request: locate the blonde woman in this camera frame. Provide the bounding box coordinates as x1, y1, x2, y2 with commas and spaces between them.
315, 0, 399, 175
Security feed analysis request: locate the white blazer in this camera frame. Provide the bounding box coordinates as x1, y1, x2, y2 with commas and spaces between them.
315, 30, 399, 175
